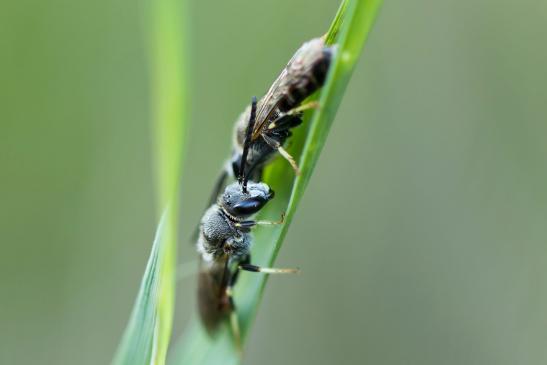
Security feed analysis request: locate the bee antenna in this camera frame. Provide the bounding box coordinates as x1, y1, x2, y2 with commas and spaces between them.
239, 96, 257, 193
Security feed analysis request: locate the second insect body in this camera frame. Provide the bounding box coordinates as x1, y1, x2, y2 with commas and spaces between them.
207, 37, 336, 206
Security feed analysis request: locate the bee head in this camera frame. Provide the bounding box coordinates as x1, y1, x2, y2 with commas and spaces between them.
221, 181, 274, 217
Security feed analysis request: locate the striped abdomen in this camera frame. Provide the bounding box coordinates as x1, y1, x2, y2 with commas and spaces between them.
277, 45, 335, 113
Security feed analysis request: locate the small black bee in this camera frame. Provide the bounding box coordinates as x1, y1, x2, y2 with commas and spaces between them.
209, 36, 336, 205
196, 98, 297, 347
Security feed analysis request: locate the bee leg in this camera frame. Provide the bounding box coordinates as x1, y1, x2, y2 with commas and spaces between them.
267, 101, 320, 130
239, 263, 300, 274
229, 255, 250, 287
235, 213, 285, 229
226, 286, 243, 357
290, 100, 320, 114
277, 146, 301, 175
266, 114, 302, 132
262, 134, 301, 175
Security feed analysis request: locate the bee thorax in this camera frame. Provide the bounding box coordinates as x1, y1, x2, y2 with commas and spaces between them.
197, 205, 252, 262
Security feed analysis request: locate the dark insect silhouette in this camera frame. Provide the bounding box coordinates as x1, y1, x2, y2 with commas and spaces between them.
212, 36, 336, 204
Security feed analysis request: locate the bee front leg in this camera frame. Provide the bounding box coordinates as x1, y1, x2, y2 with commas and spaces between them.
234, 213, 285, 229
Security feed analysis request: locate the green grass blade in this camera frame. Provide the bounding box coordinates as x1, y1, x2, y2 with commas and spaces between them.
170, 0, 382, 363
111, 212, 169, 365
111, 0, 189, 363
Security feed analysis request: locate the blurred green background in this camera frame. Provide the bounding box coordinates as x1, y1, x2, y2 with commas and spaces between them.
2, 0, 547, 364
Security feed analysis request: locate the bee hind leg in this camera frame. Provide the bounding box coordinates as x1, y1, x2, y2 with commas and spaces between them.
262, 134, 301, 175
278, 146, 301, 175
266, 114, 302, 132
267, 101, 320, 131
263, 101, 320, 175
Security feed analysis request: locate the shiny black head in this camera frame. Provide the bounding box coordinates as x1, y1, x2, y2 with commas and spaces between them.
221, 181, 274, 218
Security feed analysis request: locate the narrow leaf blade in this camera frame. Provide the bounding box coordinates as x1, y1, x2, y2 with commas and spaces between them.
111, 0, 189, 363
111, 213, 167, 365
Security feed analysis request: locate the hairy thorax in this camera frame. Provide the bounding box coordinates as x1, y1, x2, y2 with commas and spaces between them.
197, 205, 251, 263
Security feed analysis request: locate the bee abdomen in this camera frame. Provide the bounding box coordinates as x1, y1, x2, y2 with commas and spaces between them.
279, 47, 334, 112
312, 48, 334, 85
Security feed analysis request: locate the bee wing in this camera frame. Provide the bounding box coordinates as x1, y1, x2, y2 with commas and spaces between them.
251, 51, 303, 141
197, 257, 232, 332
251, 37, 328, 140
250, 69, 290, 140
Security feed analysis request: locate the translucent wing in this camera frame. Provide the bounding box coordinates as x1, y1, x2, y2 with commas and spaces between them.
197, 256, 232, 332
251, 37, 329, 140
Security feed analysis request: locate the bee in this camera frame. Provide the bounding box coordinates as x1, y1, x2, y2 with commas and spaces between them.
197, 97, 298, 347
207, 36, 336, 207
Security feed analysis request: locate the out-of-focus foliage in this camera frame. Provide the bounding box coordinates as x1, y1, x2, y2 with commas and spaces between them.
111, 0, 188, 363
